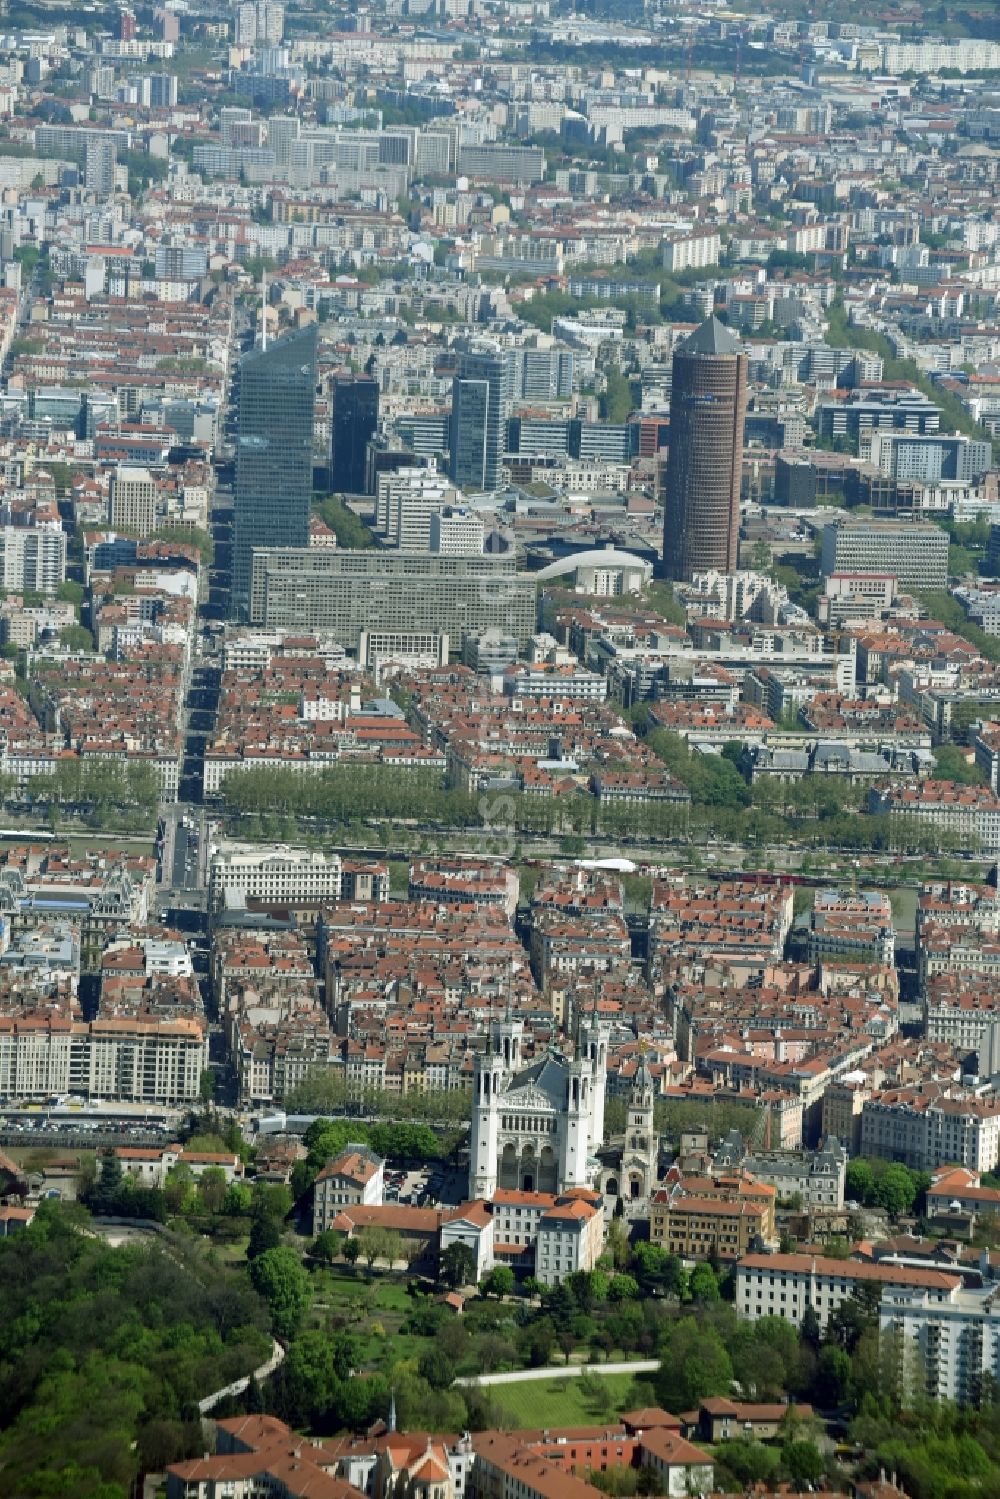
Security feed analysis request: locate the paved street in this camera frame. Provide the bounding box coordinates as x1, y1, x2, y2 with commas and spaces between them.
456, 1359, 660, 1387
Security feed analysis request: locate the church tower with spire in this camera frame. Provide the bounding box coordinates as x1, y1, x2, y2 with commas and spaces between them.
621, 1053, 659, 1202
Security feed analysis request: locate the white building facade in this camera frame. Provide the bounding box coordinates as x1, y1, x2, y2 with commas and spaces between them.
469, 1014, 608, 1199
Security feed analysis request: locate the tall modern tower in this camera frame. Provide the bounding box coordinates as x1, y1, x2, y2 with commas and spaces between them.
662, 316, 747, 581
449, 343, 510, 493
232, 323, 316, 620
331, 377, 379, 495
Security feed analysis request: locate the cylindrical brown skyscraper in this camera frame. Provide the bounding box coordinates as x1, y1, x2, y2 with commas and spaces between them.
662, 316, 748, 581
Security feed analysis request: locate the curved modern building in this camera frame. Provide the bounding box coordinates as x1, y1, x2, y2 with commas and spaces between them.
662, 316, 747, 581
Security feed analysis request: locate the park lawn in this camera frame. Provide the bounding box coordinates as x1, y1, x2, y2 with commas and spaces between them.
488, 1372, 641, 1429
311, 1268, 413, 1313
307, 1268, 430, 1366
210, 1234, 252, 1264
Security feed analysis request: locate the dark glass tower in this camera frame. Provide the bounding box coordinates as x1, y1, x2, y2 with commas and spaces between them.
449, 343, 509, 493
331, 377, 379, 495
232, 324, 316, 620
662, 316, 747, 581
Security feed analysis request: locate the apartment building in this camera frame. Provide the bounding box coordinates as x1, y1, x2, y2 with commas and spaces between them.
0, 1012, 207, 1102
109, 466, 158, 537
457, 143, 545, 184
534, 1192, 604, 1287
487, 1187, 604, 1282
233, 1010, 336, 1106
821, 1078, 873, 1155
0, 856, 153, 971
0, 519, 67, 594
34, 123, 131, 164
808, 889, 895, 967
662, 231, 721, 274
649, 1178, 775, 1261
716, 1133, 848, 1210
408, 860, 518, 916
507, 663, 608, 704
882, 38, 1000, 72
923, 976, 1000, 1053
736, 1251, 961, 1328
881, 1282, 1000, 1407
860, 1086, 1000, 1173
871, 781, 1000, 855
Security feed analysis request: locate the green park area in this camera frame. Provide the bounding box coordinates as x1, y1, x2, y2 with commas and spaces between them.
486, 1371, 642, 1428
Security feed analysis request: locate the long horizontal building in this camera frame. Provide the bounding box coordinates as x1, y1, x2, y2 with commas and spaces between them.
819, 517, 949, 591
736, 1250, 960, 1328
249, 548, 537, 648
0, 1012, 208, 1103
870, 780, 1000, 855
208, 844, 343, 912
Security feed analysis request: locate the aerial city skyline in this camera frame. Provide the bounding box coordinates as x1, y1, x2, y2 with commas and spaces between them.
3, 0, 1000, 1494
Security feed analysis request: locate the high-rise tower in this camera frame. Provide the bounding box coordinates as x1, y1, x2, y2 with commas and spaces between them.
331, 376, 379, 495
662, 316, 747, 581
232, 323, 316, 620
449, 343, 510, 493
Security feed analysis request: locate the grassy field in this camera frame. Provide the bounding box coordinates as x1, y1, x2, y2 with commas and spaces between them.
304, 1270, 658, 1397
307, 1269, 431, 1368
488, 1372, 645, 1429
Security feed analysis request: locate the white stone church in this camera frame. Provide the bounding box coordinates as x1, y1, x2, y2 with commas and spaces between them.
468, 1012, 660, 1207
468, 1013, 610, 1198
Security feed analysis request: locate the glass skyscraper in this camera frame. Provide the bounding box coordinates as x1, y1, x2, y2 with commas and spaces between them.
232, 323, 317, 620
449, 342, 509, 493
331, 376, 379, 495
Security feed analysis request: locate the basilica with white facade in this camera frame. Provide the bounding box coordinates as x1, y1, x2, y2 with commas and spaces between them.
468, 1012, 610, 1199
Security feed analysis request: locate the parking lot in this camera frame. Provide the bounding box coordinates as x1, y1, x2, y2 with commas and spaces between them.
383, 1163, 467, 1208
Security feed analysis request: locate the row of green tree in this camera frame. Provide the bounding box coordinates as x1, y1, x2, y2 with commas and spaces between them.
219, 763, 693, 841
638, 725, 975, 852
24, 756, 161, 829
283, 1068, 472, 1122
